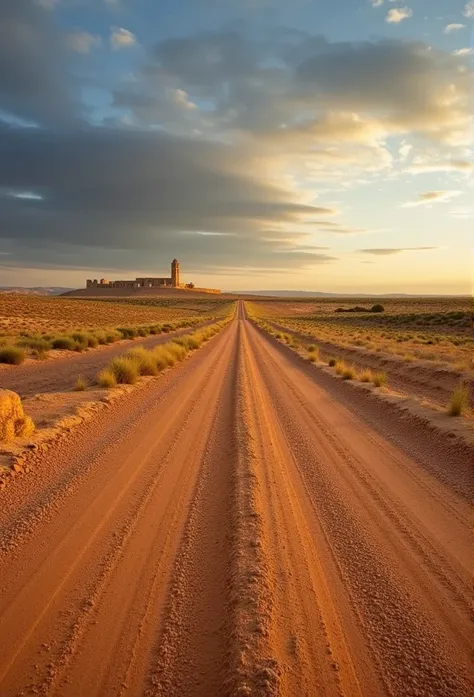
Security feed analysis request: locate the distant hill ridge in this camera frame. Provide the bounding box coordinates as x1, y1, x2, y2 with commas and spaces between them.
0, 287, 73, 296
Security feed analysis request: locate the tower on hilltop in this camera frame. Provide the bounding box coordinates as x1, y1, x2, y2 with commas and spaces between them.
171, 259, 180, 287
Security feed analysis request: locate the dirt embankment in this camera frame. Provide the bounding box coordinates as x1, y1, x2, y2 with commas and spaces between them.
0, 320, 214, 399
0, 302, 469, 696
267, 319, 472, 408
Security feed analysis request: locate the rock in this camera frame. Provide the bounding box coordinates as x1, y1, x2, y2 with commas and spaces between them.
0, 390, 35, 443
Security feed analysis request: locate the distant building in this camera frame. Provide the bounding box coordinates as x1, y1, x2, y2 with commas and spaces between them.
86, 259, 181, 290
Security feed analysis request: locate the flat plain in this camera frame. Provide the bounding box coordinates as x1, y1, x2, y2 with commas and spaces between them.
0, 297, 471, 697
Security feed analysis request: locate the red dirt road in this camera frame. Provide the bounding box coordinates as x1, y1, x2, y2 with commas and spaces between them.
0, 302, 470, 696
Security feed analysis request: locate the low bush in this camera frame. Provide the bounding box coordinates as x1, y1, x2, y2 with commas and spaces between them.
372, 372, 387, 387
74, 376, 87, 391
52, 336, 77, 351
17, 337, 52, 352
335, 360, 346, 376
125, 347, 158, 376
109, 357, 139, 384
97, 369, 116, 388
308, 353, 317, 362
328, 357, 337, 367
448, 384, 469, 416
0, 346, 26, 365
360, 369, 373, 383
342, 365, 357, 380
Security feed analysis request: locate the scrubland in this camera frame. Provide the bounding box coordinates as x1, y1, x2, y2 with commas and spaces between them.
0, 294, 232, 364
246, 297, 473, 415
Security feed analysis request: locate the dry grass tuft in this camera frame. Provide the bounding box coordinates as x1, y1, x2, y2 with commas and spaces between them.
372, 372, 387, 387
360, 369, 373, 383
97, 369, 117, 388
109, 357, 139, 384
74, 376, 87, 391
448, 384, 470, 416
0, 346, 25, 365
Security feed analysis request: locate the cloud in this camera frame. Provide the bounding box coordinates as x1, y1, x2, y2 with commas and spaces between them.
407, 159, 474, 174
0, 0, 76, 126
453, 48, 474, 56
369, 0, 384, 6
444, 24, 466, 33
35, 0, 61, 8
386, 7, 413, 23
358, 247, 436, 255
0, 125, 339, 273
464, 1, 474, 18
64, 31, 102, 54
402, 191, 462, 207
110, 27, 137, 50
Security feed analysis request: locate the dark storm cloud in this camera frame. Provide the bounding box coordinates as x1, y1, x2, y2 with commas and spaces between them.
0, 125, 338, 271
0, 0, 77, 126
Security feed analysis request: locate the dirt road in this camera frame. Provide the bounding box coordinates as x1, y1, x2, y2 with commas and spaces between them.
0, 321, 213, 399
0, 301, 470, 696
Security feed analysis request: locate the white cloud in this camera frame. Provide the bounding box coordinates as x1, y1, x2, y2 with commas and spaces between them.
454, 48, 474, 56
407, 159, 474, 174
358, 247, 436, 255
168, 89, 197, 110
444, 23, 466, 33
386, 6, 413, 23
398, 140, 412, 161
464, 1, 474, 18
402, 191, 462, 207
64, 31, 102, 54
369, 0, 384, 7
110, 27, 137, 50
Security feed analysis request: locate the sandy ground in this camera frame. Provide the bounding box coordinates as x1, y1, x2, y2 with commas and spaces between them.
0, 321, 213, 399
0, 302, 470, 697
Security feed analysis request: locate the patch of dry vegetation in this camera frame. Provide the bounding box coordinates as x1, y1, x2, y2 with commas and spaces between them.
246, 296, 473, 371
0, 294, 235, 363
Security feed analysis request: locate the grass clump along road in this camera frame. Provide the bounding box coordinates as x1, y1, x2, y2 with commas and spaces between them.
98, 319, 232, 387
448, 384, 470, 417
0, 294, 233, 364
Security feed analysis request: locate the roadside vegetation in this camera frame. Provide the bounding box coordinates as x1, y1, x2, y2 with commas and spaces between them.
246, 297, 473, 372
99, 321, 229, 387
0, 294, 234, 364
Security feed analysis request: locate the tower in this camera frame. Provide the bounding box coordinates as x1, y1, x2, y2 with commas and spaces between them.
171, 259, 180, 287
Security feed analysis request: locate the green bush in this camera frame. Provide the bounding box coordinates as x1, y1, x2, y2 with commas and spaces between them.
0, 346, 26, 365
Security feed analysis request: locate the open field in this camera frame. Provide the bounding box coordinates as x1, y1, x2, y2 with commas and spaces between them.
0, 301, 470, 697
0, 294, 232, 364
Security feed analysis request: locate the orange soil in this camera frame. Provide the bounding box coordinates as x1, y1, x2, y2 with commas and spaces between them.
0, 302, 470, 696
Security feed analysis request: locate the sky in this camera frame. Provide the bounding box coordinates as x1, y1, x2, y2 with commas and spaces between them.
0, 0, 472, 293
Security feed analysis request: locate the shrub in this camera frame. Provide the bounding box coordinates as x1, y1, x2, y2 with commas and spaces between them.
124, 347, 158, 376
307, 344, 316, 352
74, 376, 87, 391
109, 357, 139, 384
360, 369, 373, 383
308, 354, 317, 362
94, 331, 108, 345
17, 337, 51, 352
52, 336, 77, 351
97, 369, 117, 388
328, 357, 337, 367
0, 346, 26, 365
371, 304, 385, 313
342, 365, 357, 380
118, 327, 138, 339
372, 372, 387, 387
32, 348, 49, 361
335, 360, 346, 376
71, 332, 89, 348
86, 334, 99, 348
448, 384, 469, 417
105, 330, 122, 343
